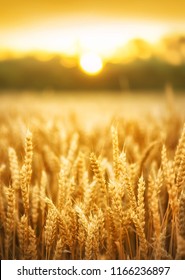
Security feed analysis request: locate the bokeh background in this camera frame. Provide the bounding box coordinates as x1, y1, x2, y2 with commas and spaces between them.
0, 0, 185, 92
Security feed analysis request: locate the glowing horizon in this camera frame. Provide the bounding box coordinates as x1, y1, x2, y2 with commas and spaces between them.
1, 13, 185, 73
1, 18, 184, 62
1, 0, 185, 64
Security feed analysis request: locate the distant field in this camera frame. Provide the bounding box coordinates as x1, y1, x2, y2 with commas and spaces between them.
1, 90, 185, 125
0, 90, 185, 260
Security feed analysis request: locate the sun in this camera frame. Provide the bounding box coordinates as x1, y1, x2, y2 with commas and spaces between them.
79, 52, 103, 75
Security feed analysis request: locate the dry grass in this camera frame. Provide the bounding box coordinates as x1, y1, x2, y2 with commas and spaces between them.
0, 90, 185, 260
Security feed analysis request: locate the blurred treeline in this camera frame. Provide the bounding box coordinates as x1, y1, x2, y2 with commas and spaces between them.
0, 56, 185, 91
0, 56, 185, 90
0, 36, 185, 92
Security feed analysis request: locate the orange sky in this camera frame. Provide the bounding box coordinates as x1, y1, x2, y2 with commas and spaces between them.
1, 0, 185, 28
0, 1, 185, 61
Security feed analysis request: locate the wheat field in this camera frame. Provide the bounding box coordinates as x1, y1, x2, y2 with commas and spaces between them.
0, 90, 185, 260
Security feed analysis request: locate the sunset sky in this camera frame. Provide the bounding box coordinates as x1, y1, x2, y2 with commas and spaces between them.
1, 1, 185, 65
1, 1, 185, 27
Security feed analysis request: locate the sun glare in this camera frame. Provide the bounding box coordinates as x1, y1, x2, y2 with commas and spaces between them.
79, 52, 103, 75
